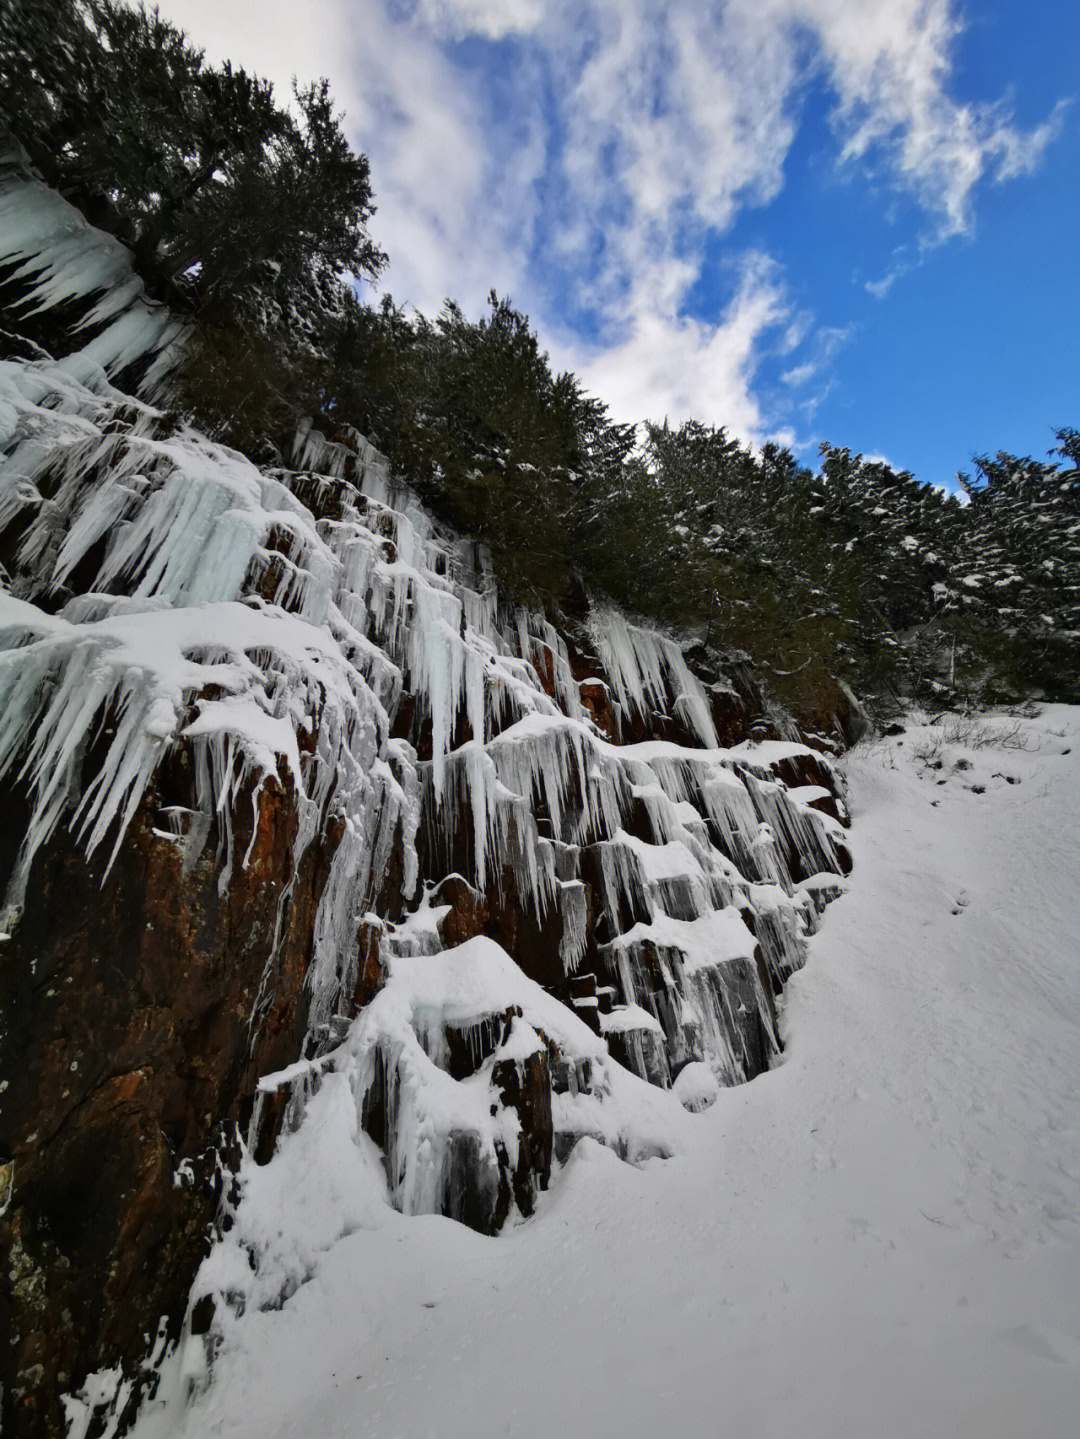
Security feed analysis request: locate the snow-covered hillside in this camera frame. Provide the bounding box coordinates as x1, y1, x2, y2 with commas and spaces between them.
1, 157, 855, 1436
127, 707, 1080, 1439
5, 147, 1076, 1439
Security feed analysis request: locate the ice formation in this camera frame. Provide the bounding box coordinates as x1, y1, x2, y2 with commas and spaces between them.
0, 170, 851, 1261
0, 142, 185, 388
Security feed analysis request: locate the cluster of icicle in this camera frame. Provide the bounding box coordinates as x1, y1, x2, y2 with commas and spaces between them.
0, 159, 849, 1244
0, 139, 185, 389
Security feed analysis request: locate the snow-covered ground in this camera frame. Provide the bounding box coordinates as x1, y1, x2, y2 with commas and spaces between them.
134, 706, 1080, 1439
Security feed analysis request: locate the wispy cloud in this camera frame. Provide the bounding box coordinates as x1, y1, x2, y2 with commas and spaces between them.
159, 0, 1063, 438
811, 0, 1067, 240
782, 361, 819, 387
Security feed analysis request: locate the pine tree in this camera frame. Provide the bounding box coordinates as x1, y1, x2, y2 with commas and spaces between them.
0, 0, 383, 321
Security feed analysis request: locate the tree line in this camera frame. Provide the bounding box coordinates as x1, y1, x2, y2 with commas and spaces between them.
3, 0, 1076, 721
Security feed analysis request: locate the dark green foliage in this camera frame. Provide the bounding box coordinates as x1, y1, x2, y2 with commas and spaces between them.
952, 434, 1080, 697
176, 282, 1078, 713
0, 0, 383, 323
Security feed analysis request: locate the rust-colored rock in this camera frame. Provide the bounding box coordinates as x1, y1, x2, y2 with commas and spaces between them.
0, 751, 337, 1439
529, 639, 558, 699
436, 874, 489, 947
351, 920, 386, 1014
789, 674, 870, 751
578, 677, 619, 740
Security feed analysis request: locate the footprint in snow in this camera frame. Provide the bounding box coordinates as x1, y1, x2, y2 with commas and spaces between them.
951, 890, 970, 916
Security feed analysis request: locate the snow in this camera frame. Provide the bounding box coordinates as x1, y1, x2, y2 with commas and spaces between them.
132, 705, 1080, 1438
672, 1059, 721, 1112
786, 783, 833, 806
599, 1003, 664, 1036
609, 906, 758, 972
728, 737, 821, 767
358, 936, 605, 1060
307, 933, 696, 1225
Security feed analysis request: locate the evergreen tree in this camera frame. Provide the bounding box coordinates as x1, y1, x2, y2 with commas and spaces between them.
955, 430, 1080, 698
0, 0, 383, 322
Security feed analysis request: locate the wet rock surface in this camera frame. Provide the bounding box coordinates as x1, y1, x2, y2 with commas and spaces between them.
0, 762, 331, 1438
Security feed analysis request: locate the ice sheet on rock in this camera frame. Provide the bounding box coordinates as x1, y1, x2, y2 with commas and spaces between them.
747, 882, 813, 978
428, 713, 616, 909
557, 879, 589, 972
550, 1052, 690, 1163
594, 830, 730, 932
587, 605, 718, 746
620, 744, 772, 879
740, 771, 844, 886
0, 349, 840, 1099
188, 1070, 395, 1365
515, 612, 586, 720
290, 933, 699, 1224
0, 147, 185, 383
387, 888, 453, 958
0, 287, 854, 1330
631, 781, 710, 845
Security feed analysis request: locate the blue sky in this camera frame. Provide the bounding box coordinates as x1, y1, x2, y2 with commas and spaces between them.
162, 1, 1077, 489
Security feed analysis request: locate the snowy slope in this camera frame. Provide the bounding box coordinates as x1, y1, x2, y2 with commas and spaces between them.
128, 706, 1080, 1439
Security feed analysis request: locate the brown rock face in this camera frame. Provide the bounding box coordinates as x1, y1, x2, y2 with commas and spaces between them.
0, 752, 336, 1439
435, 872, 568, 993
790, 674, 870, 751
491, 1030, 553, 1219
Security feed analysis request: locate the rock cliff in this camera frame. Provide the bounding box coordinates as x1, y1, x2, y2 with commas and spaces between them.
0, 157, 851, 1436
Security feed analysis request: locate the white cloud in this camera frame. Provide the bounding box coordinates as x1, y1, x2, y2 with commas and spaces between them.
568, 253, 793, 439
156, 1, 1062, 436
158, 0, 349, 106
411, 0, 545, 40
158, 0, 540, 313
865, 271, 901, 301
782, 361, 818, 387
791, 0, 1065, 239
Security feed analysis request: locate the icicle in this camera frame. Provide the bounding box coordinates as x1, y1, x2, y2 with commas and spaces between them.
587, 605, 718, 746
557, 879, 589, 972
0, 147, 186, 382
0, 286, 855, 1241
